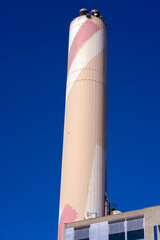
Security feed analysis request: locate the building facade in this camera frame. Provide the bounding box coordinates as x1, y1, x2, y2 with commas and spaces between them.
64, 206, 160, 240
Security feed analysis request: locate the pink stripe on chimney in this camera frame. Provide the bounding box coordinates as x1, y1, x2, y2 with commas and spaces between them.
67, 19, 100, 74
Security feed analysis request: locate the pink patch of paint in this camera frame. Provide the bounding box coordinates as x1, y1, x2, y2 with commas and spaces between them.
67, 19, 100, 74
58, 204, 78, 240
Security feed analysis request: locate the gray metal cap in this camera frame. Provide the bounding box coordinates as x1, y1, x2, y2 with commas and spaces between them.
79, 8, 88, 16
90, 9, 100, 17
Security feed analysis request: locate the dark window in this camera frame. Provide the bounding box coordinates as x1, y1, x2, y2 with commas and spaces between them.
127, 229, 144, 240
109, 232, 125, 240
154, 226, 157, 240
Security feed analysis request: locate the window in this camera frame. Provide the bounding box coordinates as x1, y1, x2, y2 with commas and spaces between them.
109, 221, 125, 240
74, 226, 89, 240
127, 217, 144, 240
127, 229, 144, 240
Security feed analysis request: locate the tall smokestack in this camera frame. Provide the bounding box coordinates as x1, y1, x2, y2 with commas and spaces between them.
58, 9, 107, 240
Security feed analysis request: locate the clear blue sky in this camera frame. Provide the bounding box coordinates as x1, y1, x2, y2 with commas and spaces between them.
0, 0, 160, 239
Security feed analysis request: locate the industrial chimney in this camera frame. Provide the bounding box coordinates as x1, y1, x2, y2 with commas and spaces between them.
58, 9, 107, 240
